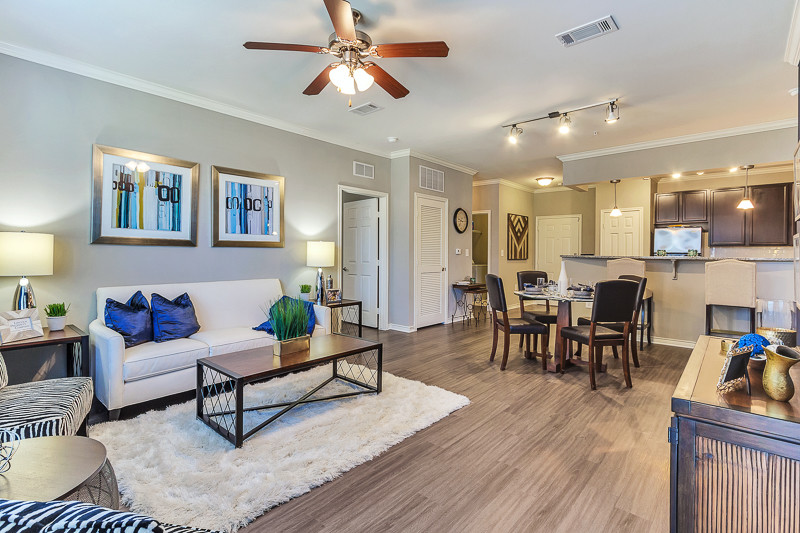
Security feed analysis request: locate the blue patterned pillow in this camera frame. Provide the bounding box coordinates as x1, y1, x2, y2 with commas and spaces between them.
104, 291, 153, 348
151, 293, 201, 343
253, 296, 316, 337
38, 500, 162, 533
0, 499, 73, 532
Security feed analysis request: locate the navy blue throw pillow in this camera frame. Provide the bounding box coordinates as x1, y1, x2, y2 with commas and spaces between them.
151, 293, 201, 343
104, 291, 153, 348
254, 296, 316, 337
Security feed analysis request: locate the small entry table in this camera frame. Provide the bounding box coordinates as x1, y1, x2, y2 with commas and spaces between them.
451, 283, 488, 325
0, 436, 119, 508
197, 334, 382, 447
0, 325, 88, 377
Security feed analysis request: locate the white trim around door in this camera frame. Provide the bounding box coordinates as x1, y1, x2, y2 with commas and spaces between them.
337, 185, 389, 331
413, 192, 449, 329
471, 209, 491, 277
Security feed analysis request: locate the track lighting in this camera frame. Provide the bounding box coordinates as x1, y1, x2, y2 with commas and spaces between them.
536, 177, 554, 186
605, 101, 620, 123
737, 165, 755, 210
501, 98, 619, 141
610, 179, 622, 217
508, 125, 522, 144
558, 114, 572, 134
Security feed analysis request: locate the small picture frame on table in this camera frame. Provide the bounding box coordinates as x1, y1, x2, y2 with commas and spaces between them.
0, 308, 44, 344
326, 289, 341, 302
716, 345, 754, 394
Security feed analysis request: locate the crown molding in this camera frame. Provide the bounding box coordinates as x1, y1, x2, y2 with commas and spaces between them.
390, 149, 478, 176
786, 0, 800, 65
0, 41, 390, 158
660, 163, 793, 183
557, 119, 798, 162
533, 185, 580, 194
472, 179, 536, 193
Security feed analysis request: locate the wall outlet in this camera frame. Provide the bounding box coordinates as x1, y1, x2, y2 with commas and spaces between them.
465, 248, 470, 257
455, 248, 461, 255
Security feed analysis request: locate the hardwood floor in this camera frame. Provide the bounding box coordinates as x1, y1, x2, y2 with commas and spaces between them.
240, 321, 690, 533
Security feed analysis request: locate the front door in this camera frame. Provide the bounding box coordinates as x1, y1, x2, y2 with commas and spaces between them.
535, 215, 582, 280
600, 208, 643, 256
415, 194, 448, 328
342, 198, 379, 328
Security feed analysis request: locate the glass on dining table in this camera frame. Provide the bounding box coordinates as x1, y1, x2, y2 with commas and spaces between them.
536, 277, 545, 287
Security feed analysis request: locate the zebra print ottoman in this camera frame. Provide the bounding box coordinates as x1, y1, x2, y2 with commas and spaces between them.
0, 377, 93, 439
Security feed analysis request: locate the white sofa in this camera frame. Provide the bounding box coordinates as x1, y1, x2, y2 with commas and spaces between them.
89, 279, 331, 418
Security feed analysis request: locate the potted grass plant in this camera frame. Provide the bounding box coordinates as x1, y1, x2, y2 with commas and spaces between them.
270, 297, 311, 356
43, 302, 70, 332
299, 284, 313, 301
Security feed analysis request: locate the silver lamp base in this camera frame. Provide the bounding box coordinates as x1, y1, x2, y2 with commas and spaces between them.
13, 276, 36, 310
315, 267, 327, 305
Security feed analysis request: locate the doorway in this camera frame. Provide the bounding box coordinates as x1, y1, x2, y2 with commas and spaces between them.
535, 215, 582, 280
337, 185, 388, 330
600, 207, 644, 256
414, 193, 448, 328
471, 211, 490, 283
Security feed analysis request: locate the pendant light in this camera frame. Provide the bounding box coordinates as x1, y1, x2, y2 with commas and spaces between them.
610, 179, 622, 217
737, 165, 755, 210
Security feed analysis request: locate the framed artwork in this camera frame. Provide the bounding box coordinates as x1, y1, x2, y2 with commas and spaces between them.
507, 213, 529, 260
212, 166, 285, 247
91, 145, 199, 246
716, 345, 753, 394
0, 308, 44, 345
326, 289, 341, 302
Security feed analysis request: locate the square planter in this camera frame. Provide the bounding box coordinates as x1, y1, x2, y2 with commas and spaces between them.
273, 334, 310, 357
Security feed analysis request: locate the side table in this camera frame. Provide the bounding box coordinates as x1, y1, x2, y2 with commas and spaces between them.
0, 324, 88, 377
325, 299, 363, 337
451, 283, 488, 326
0, 436, 119, 509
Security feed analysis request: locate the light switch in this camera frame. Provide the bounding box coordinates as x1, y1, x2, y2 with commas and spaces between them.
465, 248, 470, 257
455, 248, 461, 255
501, 250, 504, 257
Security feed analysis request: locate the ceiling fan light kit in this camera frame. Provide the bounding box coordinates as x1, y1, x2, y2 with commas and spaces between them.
502, 98, 619, 143
244, 0, 449, 100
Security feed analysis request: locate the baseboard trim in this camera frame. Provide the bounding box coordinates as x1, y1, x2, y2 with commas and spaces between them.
388, 323, 417, 333
651, 336, 697, 349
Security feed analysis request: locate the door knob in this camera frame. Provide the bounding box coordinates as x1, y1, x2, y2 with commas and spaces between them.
343, 267, 349, 272
442, 267, 446, 271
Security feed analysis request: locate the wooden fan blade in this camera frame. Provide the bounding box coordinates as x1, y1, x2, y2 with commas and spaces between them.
303, 65, 335, 95
364, 63, 409, 99
371, 41, 449, 58
323, 0, 356, 41
244, 42, 327, 53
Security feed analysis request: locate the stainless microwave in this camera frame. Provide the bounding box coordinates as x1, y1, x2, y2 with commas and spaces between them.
653, 227, 702, 255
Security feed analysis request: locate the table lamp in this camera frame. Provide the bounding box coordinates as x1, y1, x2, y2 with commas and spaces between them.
0, 232, 54, 310
306, 241, 335, 305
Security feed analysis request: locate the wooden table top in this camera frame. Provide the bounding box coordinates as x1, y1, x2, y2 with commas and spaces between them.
0, 324, 87, 351
672, 335, 800, 442
0, 436, 107, 502
452, 283, 486, 291
199, 334, 382, 381
325, 298, 361, 308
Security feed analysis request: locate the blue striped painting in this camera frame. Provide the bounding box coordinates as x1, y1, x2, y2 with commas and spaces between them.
112, 164, 182, 232
224, 180, 275, 235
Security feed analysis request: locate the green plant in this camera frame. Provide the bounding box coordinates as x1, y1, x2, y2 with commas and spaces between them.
269, 298, 308, 341
299, 284, 312, 294
44, 302, 70, 317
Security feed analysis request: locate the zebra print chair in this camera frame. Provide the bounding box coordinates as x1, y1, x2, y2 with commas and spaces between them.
0, 351, 93, 438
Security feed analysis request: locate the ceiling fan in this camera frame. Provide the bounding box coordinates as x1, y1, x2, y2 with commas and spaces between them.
243, 0, 449, 99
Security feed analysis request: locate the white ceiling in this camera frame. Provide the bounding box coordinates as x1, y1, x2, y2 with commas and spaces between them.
1, 0, 797, 188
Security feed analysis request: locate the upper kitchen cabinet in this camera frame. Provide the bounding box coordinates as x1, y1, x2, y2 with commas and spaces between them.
655, 190, 709, 226
710, 187, 747, 245
654, 192, 680, 224
748, 183, 791, 246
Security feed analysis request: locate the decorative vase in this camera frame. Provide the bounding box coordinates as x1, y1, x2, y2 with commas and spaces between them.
558, 261, 568, 296
273, 334, 311, 357
762, 346, 800, 402
301, 292, 312, 302
46, 316, 66, 332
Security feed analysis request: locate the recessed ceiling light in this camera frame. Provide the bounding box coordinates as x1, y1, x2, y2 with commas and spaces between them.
730, 166, 739, 173
672, 172, 681, 178
790, 87, 799, 97
696, 171, 704, 175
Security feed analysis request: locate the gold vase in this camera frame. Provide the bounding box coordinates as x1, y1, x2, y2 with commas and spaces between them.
762, 346, 800, 402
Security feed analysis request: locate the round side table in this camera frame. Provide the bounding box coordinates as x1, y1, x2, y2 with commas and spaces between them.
0, 436, 119, 509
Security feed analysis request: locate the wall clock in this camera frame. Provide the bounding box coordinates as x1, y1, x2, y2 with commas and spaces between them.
453, 208, 469, 234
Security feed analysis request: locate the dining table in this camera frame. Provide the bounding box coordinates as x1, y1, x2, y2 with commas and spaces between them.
513, 289, 596, 373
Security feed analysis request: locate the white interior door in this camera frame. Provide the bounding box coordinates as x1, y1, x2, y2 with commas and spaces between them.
343, 198, 379, 328
415, 195, 447, 328
601, 208, 643, 256
536, 215, 582, 280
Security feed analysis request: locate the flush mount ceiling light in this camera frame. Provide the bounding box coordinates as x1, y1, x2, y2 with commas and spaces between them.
672, 172, 681, 178
501, 98, 619, 143
610, 179, 622, 217
507, 125, 523, 144
536, 177, 554, 186
729, 166, 739, 173
737, 165, 755, 210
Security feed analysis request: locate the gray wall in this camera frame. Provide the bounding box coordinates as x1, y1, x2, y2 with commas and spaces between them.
0, 55, 391, 381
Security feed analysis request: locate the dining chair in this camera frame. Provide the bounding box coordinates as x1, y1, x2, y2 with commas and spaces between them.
516, 270, 557, 355
607, 258, 652, 348
576, 275, 647, 368
559, 279, 640, 390
486, 274, 550, 371
705, 259, 756, 337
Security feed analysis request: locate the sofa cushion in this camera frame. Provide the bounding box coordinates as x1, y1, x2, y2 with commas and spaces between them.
123, 338, 209, 383
104, 291, 153, 348
0, 378, 93, 439
151, 293, 201, 343
191, 328, 274, 356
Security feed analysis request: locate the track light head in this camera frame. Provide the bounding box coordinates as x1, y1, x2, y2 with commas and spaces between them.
558, 114, 571, 134
508, 125, 522, 144
605, 101, 620, 123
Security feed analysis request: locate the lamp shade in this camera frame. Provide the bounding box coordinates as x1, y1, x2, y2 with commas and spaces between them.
0, 232, 54, 276
306, 241, 335, 268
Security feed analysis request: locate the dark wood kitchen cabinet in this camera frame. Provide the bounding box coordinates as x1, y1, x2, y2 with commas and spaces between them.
681, 189, 709, 223
709, 183, 792, 246
655, 192, 680, 224
655, 190, 709, 226
709, 187, 747, 245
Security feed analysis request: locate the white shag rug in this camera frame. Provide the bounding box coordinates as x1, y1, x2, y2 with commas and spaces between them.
91, 364, 469, 532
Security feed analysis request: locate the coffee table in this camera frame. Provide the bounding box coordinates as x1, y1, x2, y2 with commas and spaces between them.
0, 436, 119, 509
196, 334, 383, 447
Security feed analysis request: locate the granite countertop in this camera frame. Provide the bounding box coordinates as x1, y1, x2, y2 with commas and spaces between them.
561, 255, 793, 262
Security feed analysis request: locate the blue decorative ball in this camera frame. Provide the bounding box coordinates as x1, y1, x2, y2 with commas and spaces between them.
737, 334, 770, 355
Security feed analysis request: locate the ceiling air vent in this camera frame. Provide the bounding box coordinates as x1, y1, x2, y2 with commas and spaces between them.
353, 161, 375, 179
348, 102, 384, 116
556, 15, 618, 47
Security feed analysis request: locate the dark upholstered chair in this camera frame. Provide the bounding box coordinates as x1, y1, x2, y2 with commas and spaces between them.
576, 275, 647, 368
560, 279, 640, 390
486, 274, 549, 371
516, 271, 557, 353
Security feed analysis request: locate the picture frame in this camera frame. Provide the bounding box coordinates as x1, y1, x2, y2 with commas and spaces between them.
716, 344, 753, 394
507, 213, 529, 261
0, 308, 44, 345
91, 144, 199, 246
326, 289, 341, 302
211, 166, 285, 247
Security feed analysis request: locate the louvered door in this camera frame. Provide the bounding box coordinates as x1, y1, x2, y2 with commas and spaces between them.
415, 194, 447, 328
